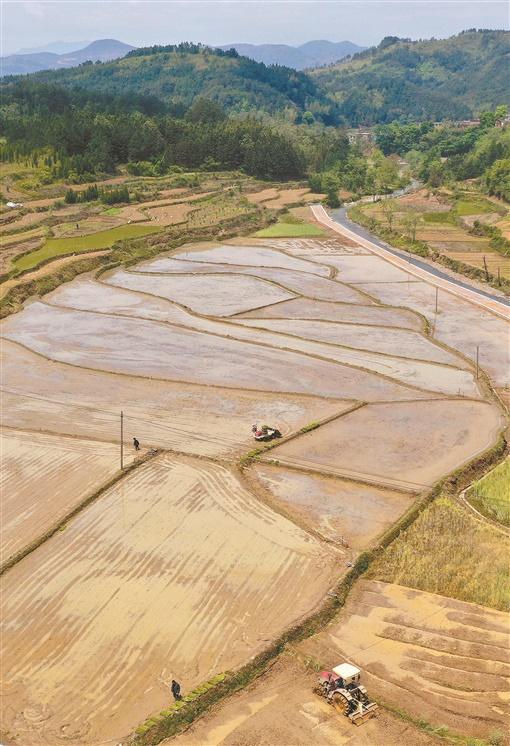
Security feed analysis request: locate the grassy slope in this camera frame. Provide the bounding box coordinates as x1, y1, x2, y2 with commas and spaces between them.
367, 496, 509, 611
13, 224, 162, 271
466, 458, 510, 527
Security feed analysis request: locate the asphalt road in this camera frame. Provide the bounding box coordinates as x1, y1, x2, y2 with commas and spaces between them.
312, 204, 509, 320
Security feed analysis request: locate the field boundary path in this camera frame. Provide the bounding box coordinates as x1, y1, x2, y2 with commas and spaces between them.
311, 204, 510, 321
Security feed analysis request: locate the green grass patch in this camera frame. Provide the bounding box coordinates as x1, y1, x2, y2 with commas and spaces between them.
455, 198, 499, 216
101, 207, 121, 216
422, 211, 456, 224
367, 496, 509, 611
254, 220, 325, 238
466, 458, 510, 527
13, 224, 163, 272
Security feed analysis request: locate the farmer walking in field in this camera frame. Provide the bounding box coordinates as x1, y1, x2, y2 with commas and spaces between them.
133, 437, 140, 451
171, 679, 182, 701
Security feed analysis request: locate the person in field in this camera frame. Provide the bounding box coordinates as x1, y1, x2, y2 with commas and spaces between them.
133, 437, 140, 451
171, 679, 182, 701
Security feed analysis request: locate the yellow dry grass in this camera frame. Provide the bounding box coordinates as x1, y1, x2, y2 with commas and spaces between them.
368, 496, 510, 610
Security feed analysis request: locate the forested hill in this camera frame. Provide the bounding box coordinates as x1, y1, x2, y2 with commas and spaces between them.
312, 30, 509, 125
16, 43, 339, 124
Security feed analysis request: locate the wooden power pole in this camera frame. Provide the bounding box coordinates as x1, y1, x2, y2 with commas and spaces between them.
120, 410, 124, 470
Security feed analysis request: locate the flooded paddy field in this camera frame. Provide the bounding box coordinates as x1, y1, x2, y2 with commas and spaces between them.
0, 429, 124, 565
172, 242, 331, 275
3, 301, 439, 401
250, 463, 414, 548
238, 296, 424, 330
0, 454, 340, 745
356, 279, 510, 386
106, 268, 297, 316
2, 232, 507, 746
232, 317, 467, 366
41, 276, 478, 396
268, 399, 504, 491
302, 580, 510, 739
1, 339, 342, 458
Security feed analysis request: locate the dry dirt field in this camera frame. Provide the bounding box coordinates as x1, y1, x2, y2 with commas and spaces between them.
0, 453, 340, 745
1, 231, 507, 746
302, 580, 510, 739
173, 655, 437, 746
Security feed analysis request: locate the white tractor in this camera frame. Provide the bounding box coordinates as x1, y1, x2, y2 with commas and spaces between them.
315, 663, 378, 725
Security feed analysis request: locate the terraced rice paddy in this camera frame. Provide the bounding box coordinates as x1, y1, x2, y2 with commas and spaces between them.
12, 224, 163, 272
0, 454, 339, 745
355, 279, 510, 386
2, 232, 507, 746
250, 464, 414, 547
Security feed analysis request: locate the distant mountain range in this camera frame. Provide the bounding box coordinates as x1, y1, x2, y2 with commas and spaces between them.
1, 39, 134, 76
15, 41, 91, 55
219, 40, 365, 69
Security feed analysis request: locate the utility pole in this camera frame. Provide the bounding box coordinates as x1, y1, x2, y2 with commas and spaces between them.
120, 410, 124, 470
476, 346, 479, 380
497, 266, 501, 286
483, 255, 489, 282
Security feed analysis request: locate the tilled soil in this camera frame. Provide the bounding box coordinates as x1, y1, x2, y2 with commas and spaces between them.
173, 655, 438, 746
0, 429, 127, 565
302, 580, 510, 739
0, 454, 341, 745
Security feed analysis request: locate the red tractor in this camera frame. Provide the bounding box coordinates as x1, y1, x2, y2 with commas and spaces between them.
315, 663, 378, 725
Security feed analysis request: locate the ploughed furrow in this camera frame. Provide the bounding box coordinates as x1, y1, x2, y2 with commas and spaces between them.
302, 580, 509, 736
1, 453, 339, 745
0, 429, 122, 565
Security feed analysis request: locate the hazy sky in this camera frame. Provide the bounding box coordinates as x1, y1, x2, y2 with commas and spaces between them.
2, 0, 509, 56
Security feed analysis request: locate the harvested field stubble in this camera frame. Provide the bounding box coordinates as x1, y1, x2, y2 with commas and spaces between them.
0, 453, 340, 745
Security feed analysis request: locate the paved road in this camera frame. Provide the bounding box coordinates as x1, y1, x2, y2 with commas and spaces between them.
312, 204, 510, 321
